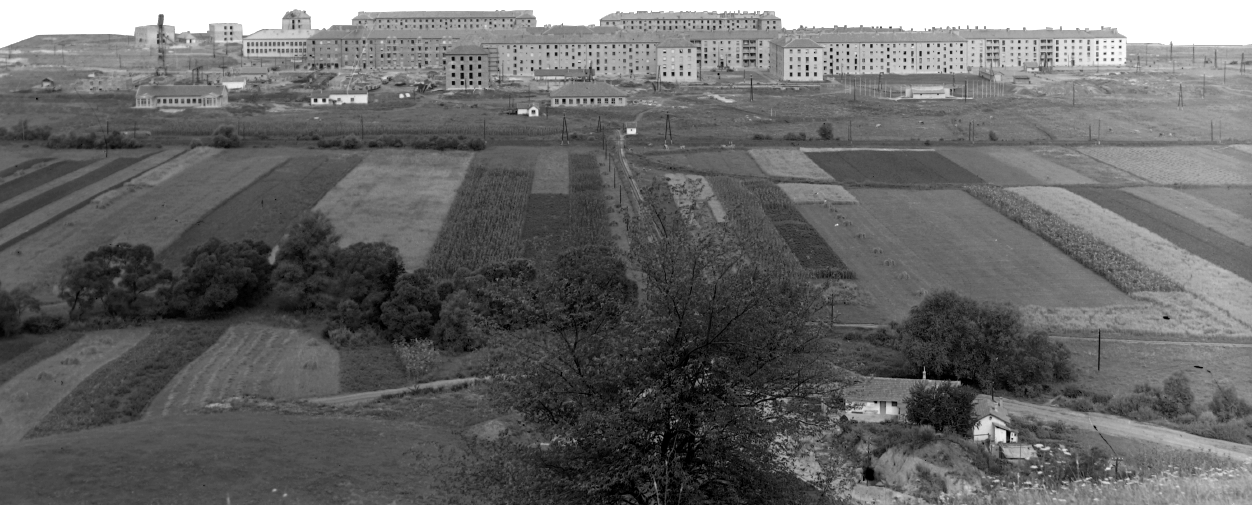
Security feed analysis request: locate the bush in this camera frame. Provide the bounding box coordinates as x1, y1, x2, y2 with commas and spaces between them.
189, 138, 203, 148
818, 122, 834, 140
211, 125, 242, 148
341, 134, 361, 149
21, 314, 66, 334
1160, 371, 1195, 418
782, 132, 808, 141
0, 283, 40, 337
1209, 385, 1252, 422
45, 131, 141, 150
316, 137, 342, 148
166, 238, 274, 318
393, 339, 440, 379
1058, 396, 1095, 412
904, 382, 978, 434
752, 133, 773, 140
1062, 385, 1086, 398
1, 120, 53, 141
58, 243, 173, 320
988, 130, 999, 141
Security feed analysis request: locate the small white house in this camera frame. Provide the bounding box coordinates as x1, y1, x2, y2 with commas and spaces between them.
625, 121, 637, 136
973, 395, 1018, 444
905, 85, 951, 99
1024, 61, 1042, 72
222, 77, 247, 91
310, 89, 369, 105
517, 103, 539, 117
841, 375, 963, 423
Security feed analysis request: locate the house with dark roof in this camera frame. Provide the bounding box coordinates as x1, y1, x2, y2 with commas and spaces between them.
444, 45, 491, 90
973, 395, 1018, 444
134, 85, 229, 108
549, 82, 627, 106
840, 375, 962, 422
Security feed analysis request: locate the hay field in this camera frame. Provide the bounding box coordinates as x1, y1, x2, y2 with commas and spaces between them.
1123, 187, 1252, 248
123, 146, 218, 187
1075, 146, 1252, 185
156, 153, 362, 268
531, 149, 570, 194
748, 149, 834, 180
665, 173, 726, 223
777, 183, 857, 204
1011, 186, 1252, 332
801, 188, 1131, 323
1021, 291, 1252, 339
149, 324, 339, 417
0, 329, 150, 445
651, 150, 766, 177
1026, 146, 1147, 184
1182, 188, 1252, 221
0, 150, 279, 295
314, 150, 473, 269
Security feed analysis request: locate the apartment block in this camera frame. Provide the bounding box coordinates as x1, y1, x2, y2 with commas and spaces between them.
307, 28, 492, 70
770, 38, 823, 82
243, 29, 317, 61
601, 11, 781, 31
209, 23, 243, 44
487, 33, 659, 79
813, 32, 972, 75
352, 11, 536, 30
954, 27, 1126, 68
445, 45, 491, 90
283, 10, 312, 30
657, 38, 698, 82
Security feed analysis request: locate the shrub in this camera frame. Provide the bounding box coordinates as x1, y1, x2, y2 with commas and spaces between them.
752, 133, 773, 140
21, 314, 66, 334
341, 134, 361, 149
189, 138, 203, 148
782, 132, 808, 141
166, 238, 274, 318
1, 120, 53, 141
1058, 396, 1095, 412
905, 382, 978, 434
1062, 385, 1086, 398
1209, 385, 1252, 422
988, 130, 999, 141
316, 137, 342, 148
464, 137, 486, 151
818, 122, 834, 140
1160, 371, 1195, 418
211, 125, 242, 148
393, 339, 440, 379
0, 283, 41, 337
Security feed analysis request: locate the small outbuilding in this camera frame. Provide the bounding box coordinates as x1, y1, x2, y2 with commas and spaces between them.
221, 77, 248, 90
310, 88, 369, 105
625, 121, 637, 135
135, 84, 229, 108
1013, 74, 1031, 85
517, 103, 540, 117
41, 78, 55, 88
549, 82, 628, 107
1023, 61, 1041, 72
905, 85, 950, 99
972, 396, 1018, 444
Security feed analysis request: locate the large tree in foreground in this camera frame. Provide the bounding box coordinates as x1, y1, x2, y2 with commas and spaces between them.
468, 184, 844, 505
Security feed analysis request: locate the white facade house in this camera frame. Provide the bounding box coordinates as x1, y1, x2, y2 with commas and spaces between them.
841, 376, 963, 423
517, 104, 540, 116
813, 32, 972, 75
770, 38, 824, 81
973, 395, 1018, 444
955, 27, 1127, 69
221, 77, 247, 90
625, 121, 638, 135
310, 89, 369, 105
549, 82, 628, 106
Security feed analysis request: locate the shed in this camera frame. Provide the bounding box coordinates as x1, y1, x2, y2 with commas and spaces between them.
310, 88, 369, 105
221, 77, 247, 90
1023, 61, 1041, 72
1013, 74, 1031, 84
905, 85, 950, 99
517, 103, 540, 117
549, 82, 628, 107
625, 121, 637, 136
41, 78, 55, 88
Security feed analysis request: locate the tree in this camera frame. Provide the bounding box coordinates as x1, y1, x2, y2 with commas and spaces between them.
899, 290, 1070, 391
166, 238, 273, 318
0, 282, 41, 337
58, 244, 172, 319
1209, 385, 1252, 422
904, 382, 978, 435
817, 122, 834, 140
272, 211, 340, 311
469, 189, 842, 505
211, 124, 241, 148
380, 269, 442, 342
1159, 371, 1194, 418
329, 241, 404, 329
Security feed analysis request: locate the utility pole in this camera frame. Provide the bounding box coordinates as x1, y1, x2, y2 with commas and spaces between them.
848, 120, 852, 145
749, 77, 753, 101
104, 119, 110, 158
1211, 120, 1214, 142
1072, 82, 1075, 105
1097, 330, 1102, 371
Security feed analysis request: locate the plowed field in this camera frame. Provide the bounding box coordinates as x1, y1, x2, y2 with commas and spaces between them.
801, 188, 1131, 323
0, 155, 148, 231
157, 153, 362, 268
805, 149, 983, 184
1123, 187, 1252, 248
940, 147, 1097, 185
0, 159, 94, 204
650, 150, 766, 177
149, 324, 339, 417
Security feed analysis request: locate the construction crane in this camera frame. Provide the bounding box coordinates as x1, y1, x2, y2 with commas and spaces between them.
155, 14, 170, 78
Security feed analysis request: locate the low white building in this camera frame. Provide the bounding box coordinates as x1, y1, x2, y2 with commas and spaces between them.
972, 396, 1018, 444
517, 103, 539, 116
905, 85, 951, 99
841, 376, 963, 422
221, 77, 248, 90
310, 88, 369, 105
549, 82, 628, 107
135, 85, 229, 108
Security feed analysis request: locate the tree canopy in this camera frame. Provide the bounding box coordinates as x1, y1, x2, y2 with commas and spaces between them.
166, 238, 273, 318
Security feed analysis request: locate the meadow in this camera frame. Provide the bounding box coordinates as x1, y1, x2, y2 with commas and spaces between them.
1058, 336, 1252, 407
748, 149, 833, 180
1024, 145, 1148, 185
1076, 146, 1252, 185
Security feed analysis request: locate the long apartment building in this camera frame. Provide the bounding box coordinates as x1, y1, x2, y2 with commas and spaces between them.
601, 11, 781, 31
351, 10, 536, 30
485, 33, 660, 79
243, 11, 319, 62
953, 27, 1126, 68
812, 32, 973, 75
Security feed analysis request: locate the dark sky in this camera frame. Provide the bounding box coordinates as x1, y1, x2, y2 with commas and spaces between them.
12, 7, 1252, 46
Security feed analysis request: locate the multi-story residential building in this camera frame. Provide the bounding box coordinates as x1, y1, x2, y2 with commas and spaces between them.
601, 11, 781, 31
134, 25, 175, 48
813, 32, 972, 75
954, 27, 1125, 68
208, 23, 243, 45
486, 33, 659, 79
307, 28, 500, 70
770, 38, 823, 81
444, 45, 491, 90
657, 38, 698, 82
352, 11, 536, 30
690, 31, 777, 70
244, 10, 320, 62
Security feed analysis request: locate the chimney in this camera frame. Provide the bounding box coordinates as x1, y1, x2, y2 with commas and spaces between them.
922, 368, 927, 381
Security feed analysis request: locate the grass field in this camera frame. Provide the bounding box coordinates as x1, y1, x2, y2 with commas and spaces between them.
340, 345, 410, 393
1011, 186, 1252, 332
1059, 337, 1252, 411
26, 323, 227, 439
0, 329, 149, 445
1069, 187, 1252, 282
149, 324, 338, 417
1076, 146, 1252, 185
157, 153, 362, 268
749, 149, 834, 180
1182, 187, 1252, 222
0, 149, 184, 254
649, 150, 766, 177
531, 149, 570, 194
0, 390, 497, 504
0, 333, 83, 389
314, 149, 474, 269
805, 149, 983, 184
801, 189, 1132, 323
1021, 291, 1252, 339
426, 147, 537, 273
1124, 187, 1252, 248
744, 180, 852, 277
777, 183, 857, 204
937, 147, 1097, 185
0, 335, 42, 370
1025, 145, 1147, 184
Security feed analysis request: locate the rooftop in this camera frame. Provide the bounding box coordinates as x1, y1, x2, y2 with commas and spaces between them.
550, 82, 628, 98
842, 377, 963, 402
135, 85, 227, 97
783, 38, 821, 48
658, 38, 697, 48
601, 11, 779, 21
811, 31, 966, 43
446, 44, 490, 55
354, 10, 536, 21
954, 27, 1124, 39
284, 10, 311, 19
311, 88, 368, 97
243, 29, 318, 40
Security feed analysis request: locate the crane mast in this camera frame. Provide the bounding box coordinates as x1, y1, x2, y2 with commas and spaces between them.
156, 14, 169, 77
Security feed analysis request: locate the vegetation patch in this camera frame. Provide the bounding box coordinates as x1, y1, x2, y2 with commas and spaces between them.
1124, 187, 1252, 248
426, 148, 536, 274
937, 147, 1095, 185
706, 176, 804, 274
0, 158, 53, 180
1182, 187, 1252, 222
777, 183, 858, 204
745, 180, 853, 278
530, 149, 569, 194
520, 194, 569, 256
339, 344, 410, 393
649, 150, 766, 177
567, 153, 612, 247
748, 148, 833, 180
805, 149, 983, 184
27, 323, 227, 438
0, 333, 84, 387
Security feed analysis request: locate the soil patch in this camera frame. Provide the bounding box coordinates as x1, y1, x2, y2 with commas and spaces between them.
1026, 146, 1146, 184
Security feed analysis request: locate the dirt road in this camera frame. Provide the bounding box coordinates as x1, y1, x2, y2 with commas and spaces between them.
304, 377, 484, 407
996, 397, 1252, 462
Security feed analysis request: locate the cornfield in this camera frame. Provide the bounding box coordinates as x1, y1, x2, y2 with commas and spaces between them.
567, 153, 610, 248
743, 180, 854, 279
425, 153, 535, 275
707, 176, 804, 275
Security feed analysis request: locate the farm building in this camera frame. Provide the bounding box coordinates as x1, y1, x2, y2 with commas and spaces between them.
840, 375, 962, 422
444, 45, 491, 91
972, 396, 1017, 444
310, 89, 369, 105
905, 85, 950, 99
517, 103, 540, 116
534, 68, 592, 81
549, 82, 628, 107
134, 85, 229, 108
221, 77, 247, 90
1023, 61, 1041, 72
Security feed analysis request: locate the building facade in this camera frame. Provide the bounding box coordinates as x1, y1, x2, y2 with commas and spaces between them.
353, 11, 536, 30
134, 25, 175, 48
954, 27, 1126, 69
813, 32, 972, 75
134, 85, 228, 108
657, 38, 697, 82
209, 23, 243, 45
486, 34, 658, 79
600, 11, 780, 31
308, 28, 498, 70
243, 29, 318, 63
549, 82, 628, 106
444, 45, 491, 90
310, 89, 369, 105
284, 10, 312, 30
770, 38, 823, 81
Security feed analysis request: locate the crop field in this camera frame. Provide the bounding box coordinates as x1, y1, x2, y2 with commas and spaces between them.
0, 333, 83, 389
1024, 146, 1147, 184
0, 159, 95, 204
426, 148, 537, 274
1010, 186, 1252, 332
521, 150, 572, 256
1075, 146, 1252, 185
149, 324, 339, 417
666, 174, 725, 224
314, 150, 474, 269
743, 180, 852, 277
0, 329, 149, 445
27, 323, 227, 439
157, 153, 362, 268
1069, 187, 1252, 282
531, 149, 570, 194
0, 155, 149, 232
940, 147, 1097, 185
748, 149, 834, 180
799, 188, 1131, 323
567, 153, 612, 247
1060, 337, 1252, 407
0, 158, 53, 180
1022, 291, 1252, 339
121, 147, 217, 188
649, 150, 766, 177
1181, 188, 1252, 221
1123, 187, 1252, 248
777, 183, 857, 204
706, 176, 803, 273
804, 149, 983, 184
